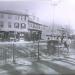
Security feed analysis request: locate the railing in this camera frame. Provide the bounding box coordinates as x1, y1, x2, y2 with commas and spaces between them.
0, 41, 72, 65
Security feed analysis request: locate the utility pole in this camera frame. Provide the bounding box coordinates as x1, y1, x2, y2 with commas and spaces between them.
12, 32, 16, 64
37, 31, 41, 60
12, 43, 15, 64
50, 0, 61, 36
37, 40, 40, 60
50, 0, 62, 56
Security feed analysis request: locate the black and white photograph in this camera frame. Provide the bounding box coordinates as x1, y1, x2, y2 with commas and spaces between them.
0, 0, 75, 75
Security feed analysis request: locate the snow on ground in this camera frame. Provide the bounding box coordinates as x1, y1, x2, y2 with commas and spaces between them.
0, 41, 75, 74
15, 65, 32, 75
0, 69, 8, 75
44, 55, 75, 71
69, 55, 75, 59
1, 55, 75, 74
36, 62, 59, 74
0, 60, 4, 66
49, 60, 75, 70
11, 59, 59, 75
15, 58, 32, 65
0, 41, 33, 45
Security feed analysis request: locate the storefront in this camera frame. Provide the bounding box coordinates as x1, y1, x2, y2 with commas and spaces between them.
28, 29, 42, 41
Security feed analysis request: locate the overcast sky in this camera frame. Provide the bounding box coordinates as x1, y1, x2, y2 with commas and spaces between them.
0, 0, 75, 30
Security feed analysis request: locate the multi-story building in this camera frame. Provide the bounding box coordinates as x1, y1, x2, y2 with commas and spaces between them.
28, 15, 50, 40
0, 10, 29, 41
0, 10, 49, 41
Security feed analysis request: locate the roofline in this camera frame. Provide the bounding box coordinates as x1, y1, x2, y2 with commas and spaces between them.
0, 10, 28, 16
28, 20, 48, 27
28, 29, 42, 31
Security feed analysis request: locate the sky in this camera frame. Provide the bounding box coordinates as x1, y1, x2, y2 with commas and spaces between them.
0, 0, 75, 30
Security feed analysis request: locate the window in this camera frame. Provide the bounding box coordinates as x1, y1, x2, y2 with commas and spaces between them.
21, 23, 26, 29
0, 14, 4, 18
28, 22, 30, 27
24, 16, 26, 20
35, 25, 37, 28
8, 14, 12, 19
36, 25, 38, 29
36, 24, 40, 29
38, 25, 40, 29
21, 16, 26, 21
0, 21, 4, 28
33, 24, 35, 28
30, 23, 33, 27
15, 15, 19, 20
8, 22, 11, 28
29, 22, 33, 28
35, 24, 36, 28
14, 22, 19, 28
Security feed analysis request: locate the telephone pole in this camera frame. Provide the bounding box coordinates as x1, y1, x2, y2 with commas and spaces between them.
50, 0, 61, 35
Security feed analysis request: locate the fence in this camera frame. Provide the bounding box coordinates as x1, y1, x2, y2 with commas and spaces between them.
0, 40, 71, 65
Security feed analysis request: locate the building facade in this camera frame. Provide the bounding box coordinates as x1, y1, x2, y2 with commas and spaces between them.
0, 10, 49, 41
0, 10, 29, 41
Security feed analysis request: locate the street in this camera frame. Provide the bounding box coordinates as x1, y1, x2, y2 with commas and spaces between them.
0, 56, 75, 75
0, 42, 75, 75
0, 0, 75, 75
